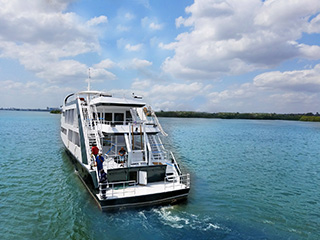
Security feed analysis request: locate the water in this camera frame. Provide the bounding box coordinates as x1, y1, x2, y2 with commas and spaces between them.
0, 111, 319, 240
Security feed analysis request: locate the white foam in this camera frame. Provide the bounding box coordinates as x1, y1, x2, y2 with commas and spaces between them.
138, 211, 147, 220
152, 207, 222, 231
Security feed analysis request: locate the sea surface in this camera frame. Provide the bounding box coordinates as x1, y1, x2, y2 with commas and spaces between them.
0, 110, 319, 240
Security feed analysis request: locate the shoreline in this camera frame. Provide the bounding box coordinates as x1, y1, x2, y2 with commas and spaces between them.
1, 109, 319, 122
155, 111, 320, 122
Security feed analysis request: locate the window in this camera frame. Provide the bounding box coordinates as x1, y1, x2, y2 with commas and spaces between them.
114, 113, 124, 123
105, 113, 112, 122
61, 127, 67, 135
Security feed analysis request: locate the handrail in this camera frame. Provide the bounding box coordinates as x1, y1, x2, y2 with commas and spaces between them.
99, 180, 137, 197
91, 105, 102, 152
170, 151, 182, 175
77, 99, 92, 165
99, 174, 190, 198
164, 173, 190, 190
150, 107, 168, 136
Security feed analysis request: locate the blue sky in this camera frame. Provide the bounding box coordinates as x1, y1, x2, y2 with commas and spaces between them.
1, 0, 320, 113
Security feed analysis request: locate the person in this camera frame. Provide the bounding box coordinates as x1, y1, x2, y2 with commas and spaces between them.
99, 169, 108, 199
91, 144, 99, 157
118, 147, 126, 166
99, 169, 107, 183
96, 153, 104, 175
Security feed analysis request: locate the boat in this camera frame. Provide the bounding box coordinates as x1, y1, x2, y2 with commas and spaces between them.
60, 89, 190, 211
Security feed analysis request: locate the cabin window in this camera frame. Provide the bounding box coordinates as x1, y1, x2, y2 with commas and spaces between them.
105, 113, 112, 122
61, 127, 67, 135
68, 130, 73, 141
114, 113, 124, 124
73, 132, 80, 147
66, 109, 75, 125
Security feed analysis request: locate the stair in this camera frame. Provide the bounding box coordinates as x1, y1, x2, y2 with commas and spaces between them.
148, 135, 166, 161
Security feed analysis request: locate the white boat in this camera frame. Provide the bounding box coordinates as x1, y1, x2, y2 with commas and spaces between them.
60, 90, 190, 210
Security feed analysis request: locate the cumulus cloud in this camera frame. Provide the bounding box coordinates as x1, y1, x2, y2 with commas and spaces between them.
129, 81, 212, 110
253, 64, 320, 92
93, 59, 115, 69
125, 43, 143, 51
141, 17, 163, 30
148, 82, 209, 101
130, 58, 152, 69
131, 79, 152, 90
0, 0, 104, 84
202, 64, 320, 113
86, 15, 108, 26
0, 79, 76, 108
162, 0, 320, 80
149, 22, 163, 30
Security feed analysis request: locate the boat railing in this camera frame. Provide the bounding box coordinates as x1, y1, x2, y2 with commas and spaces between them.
99, 180, 137, 198
77, 98, 93, 165
164, 173, 190, 191
149, 107, 168, 136
170, 151, 182, 175
99, 174, 190, 198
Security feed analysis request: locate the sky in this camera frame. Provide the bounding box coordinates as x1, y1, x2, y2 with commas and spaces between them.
1, 0, 320, 113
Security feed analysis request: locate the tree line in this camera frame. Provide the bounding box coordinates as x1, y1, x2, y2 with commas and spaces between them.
155, 111, 320, 122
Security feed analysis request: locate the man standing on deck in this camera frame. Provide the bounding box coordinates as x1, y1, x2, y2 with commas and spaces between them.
96, 153, 104, 176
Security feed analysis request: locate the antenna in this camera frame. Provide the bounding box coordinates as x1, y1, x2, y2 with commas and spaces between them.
87, 68, 91, 91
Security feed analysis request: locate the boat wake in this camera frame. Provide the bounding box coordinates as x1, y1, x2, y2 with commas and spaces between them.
150, 206, 224, 232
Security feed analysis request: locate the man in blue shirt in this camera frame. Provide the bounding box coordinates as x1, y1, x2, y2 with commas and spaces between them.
96, 153, 104, 175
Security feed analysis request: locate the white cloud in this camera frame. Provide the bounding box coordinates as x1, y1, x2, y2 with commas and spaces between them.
202, 64, 320, 113
149, 82, 207, 101
149, 22, 163, 30
125, 43, 143, 51
162, 0, 320, 80
147, 82, 212, 111
86, 15, 108, 26
36, 60, 89, 83
141, 17, 163, 30
0, 79, 76, 108
131, 58, 152, 69
0, 0, 102, 84
93, 59, 115, 69
90, 68, 116, 81
131, 79, 152, 90
253, 64, 320, 92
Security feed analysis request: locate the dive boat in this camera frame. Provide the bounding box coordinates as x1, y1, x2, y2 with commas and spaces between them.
60, 90, 190, 210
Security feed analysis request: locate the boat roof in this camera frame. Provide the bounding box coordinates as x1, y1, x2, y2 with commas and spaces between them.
64, 91, 146, 107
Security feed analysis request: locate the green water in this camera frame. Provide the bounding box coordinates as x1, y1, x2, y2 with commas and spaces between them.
0, 111, 319, 239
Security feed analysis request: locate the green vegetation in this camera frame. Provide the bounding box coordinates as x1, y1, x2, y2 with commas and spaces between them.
299, 116, 320, 122
155, 111, 320, 122
50, 109, 61, 114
